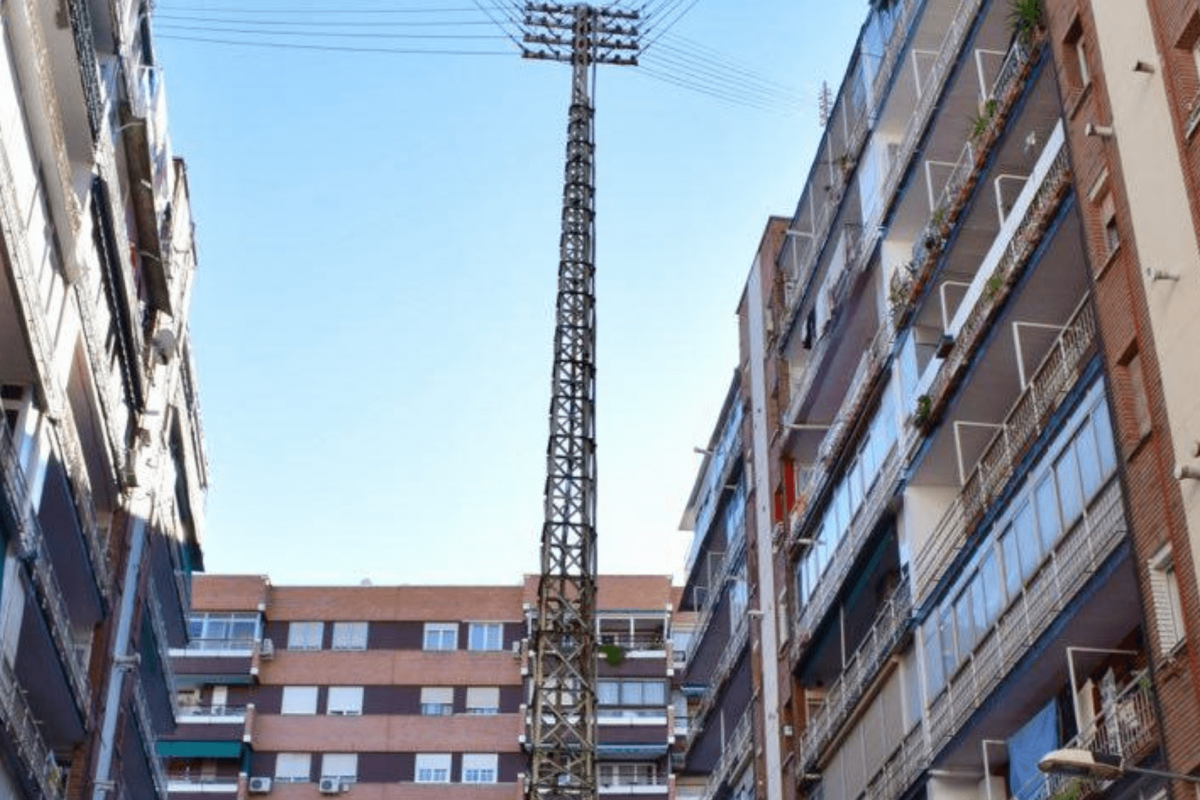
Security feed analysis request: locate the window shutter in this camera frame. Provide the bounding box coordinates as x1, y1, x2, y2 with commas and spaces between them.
420, 686, 454, 705
466, 686, 500, 710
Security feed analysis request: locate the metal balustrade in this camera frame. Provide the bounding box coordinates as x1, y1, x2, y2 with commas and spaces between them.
147, 580, 180, 719
0, 421, 92, 720
863, 723, 929, 800
797, 574, 913, 773
926, 479, 1125, 755
689, 616, 751, 746
921, 140, 1072, 430
685, 527, 747, 671
913, 295, 1097, 606
698, 712, 753, 800
0, 659, 65, 800
132, 677, 170, 800
794, 446, 903, 650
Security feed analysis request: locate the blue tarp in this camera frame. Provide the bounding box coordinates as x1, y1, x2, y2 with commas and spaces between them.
1009, 699, 1059, 800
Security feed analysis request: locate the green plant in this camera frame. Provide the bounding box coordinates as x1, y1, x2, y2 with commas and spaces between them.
599, 643, 625, 666
914, 394, 932, 424
1049, 778, 1091, 800
1009, 0, 1044, 44
984, 271, 1004, 299
970, 99, 998, 139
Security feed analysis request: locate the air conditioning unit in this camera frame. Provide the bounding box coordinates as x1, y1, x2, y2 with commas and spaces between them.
247, 776, 272, 794
259, 638, 275, 660
318, 777, 343, 794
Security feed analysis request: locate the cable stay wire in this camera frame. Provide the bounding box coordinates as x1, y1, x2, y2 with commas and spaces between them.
155, 3, 512, 13
156, 23, 509, 39
156, 12, 502, 27
637, 65, 796, 115
156, 33, 511, 55
638, 0, 689, 36
656, 34, 801, 94
467, 0, 526, 51
638, 0, 701, 56
642, 48, 803, 107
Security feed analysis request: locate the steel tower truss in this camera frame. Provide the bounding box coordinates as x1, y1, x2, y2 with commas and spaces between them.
522, 4, 637, 800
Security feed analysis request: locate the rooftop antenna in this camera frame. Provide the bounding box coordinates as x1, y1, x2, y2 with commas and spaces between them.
819, 80, 833, 127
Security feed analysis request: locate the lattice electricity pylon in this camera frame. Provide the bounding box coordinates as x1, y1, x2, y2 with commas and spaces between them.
522, 4, 637, 800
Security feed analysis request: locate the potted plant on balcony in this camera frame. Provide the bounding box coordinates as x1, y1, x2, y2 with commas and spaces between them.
599, 643, 625, 666
912, 394, 933, 429
1010, 0, 1045, 45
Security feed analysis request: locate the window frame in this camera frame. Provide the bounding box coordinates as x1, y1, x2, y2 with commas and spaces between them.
281, 686, 319, 715
286, 621, 324, 651
423, 622, 458, 651
326, 686, 364, 716
461, 753, 498, 784
467, 622, 504, 652
331, 621, 368, 651
320, 753, 358, 783
274, 753, 311, 783
415, 753, 451, 784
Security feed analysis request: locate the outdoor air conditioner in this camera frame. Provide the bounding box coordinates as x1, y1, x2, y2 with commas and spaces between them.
247, 776, 272, 794
318, 777, 342, 794
259, 638, 275, 660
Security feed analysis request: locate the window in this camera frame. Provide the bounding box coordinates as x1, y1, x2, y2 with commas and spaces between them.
1101, 193, 1120, 257
187, 613, 260, 650
468, 622, 503, 651
326, 687, 363, 716
461, 753, 498, 784
415, 753, 451, 783
1075, 38, 1090, 87
287, 621, 324, 651
423, 623, 457, 651
1149, 547, 1186, 653
321, 754, 357, 783
466, 686, 500, 715
281, 686, 318, 715
599, 763, 657, 788
275, 753, 311, 783
331, 622, 368, 650
597, 679, 666, 706
420, 686, 454, 716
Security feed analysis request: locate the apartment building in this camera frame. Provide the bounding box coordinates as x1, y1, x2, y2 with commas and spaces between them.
164, 573, 680, 799
679, 2, 1200, 800
0, 0, 207, 798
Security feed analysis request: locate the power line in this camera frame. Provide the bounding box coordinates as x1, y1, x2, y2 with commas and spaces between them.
157, 23, 508, 39
644, 49, 803, 107
637, 65, 797, 114
157, 33, 511, 55
156, 4, 508, 12
156, 12, 501, 26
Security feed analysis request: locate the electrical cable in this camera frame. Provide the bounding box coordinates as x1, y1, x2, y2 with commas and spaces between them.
156, 33, 511, 55
156, 23, 508, 40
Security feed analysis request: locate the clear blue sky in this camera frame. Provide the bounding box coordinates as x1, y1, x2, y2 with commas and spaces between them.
156, 1, 867, 585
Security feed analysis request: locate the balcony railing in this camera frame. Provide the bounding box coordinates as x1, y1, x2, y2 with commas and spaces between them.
698, 712, 753, 800
0, 659, 65, 800
176, 704, 248, 720
147, 580, 179, 718
926, 478, 1125, 755
863, 722, 929, 800
797, 574, 912, 773
689, 616, 751, 744
132, 676, 170, 800
50, 413, 114, 599
0, 423, 92, 720
794, 445, 902, 651
913, 295, 1097, 605
597, 633, 666, 652
685, 528, 747, 665
1012, 670, 1156, 800
868, 0, 920, 111
920, 132, 1072, 432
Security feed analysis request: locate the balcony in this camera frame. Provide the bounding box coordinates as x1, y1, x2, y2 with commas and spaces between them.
797, 574, 913, 773
1015, 670, 1158, 800
132, 676, 171, 800
913, 294, 1098, 606
688, 617, 750, 745
913, 125, 1072, 436
0, 423, 92, 722
926, 477, 1126, 755
119, 63, 174, 314
863, 723, 929, 800
698, 712, 753, 800
176, 704, 248, 723
165, 777, 238, 796
894, 50, 1046, 328
684, 528, 747, 666
785, 318, 895, 553
793, 444, 902, 653
0, 659, 65, 800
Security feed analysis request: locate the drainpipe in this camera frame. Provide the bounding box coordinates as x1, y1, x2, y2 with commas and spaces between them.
91, 511, 148, 800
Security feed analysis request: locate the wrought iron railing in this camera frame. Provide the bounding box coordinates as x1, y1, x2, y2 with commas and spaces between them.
913, 295, 1096, 605
67, 0, 104, 140
921, 139, 1072, 428
863, 723, 929, 800
794, 445, 902, 649
685, 527, 747, 668
176, 704, 248, 720
797, 574, 912, 772
131, 677, 170, 800
146, 580, 179, 718
689, 616, 751, 745
926, 479, 1125, 754
698, 712, 753, 800
0, 659, 65, 800
0, 422, 92, 719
